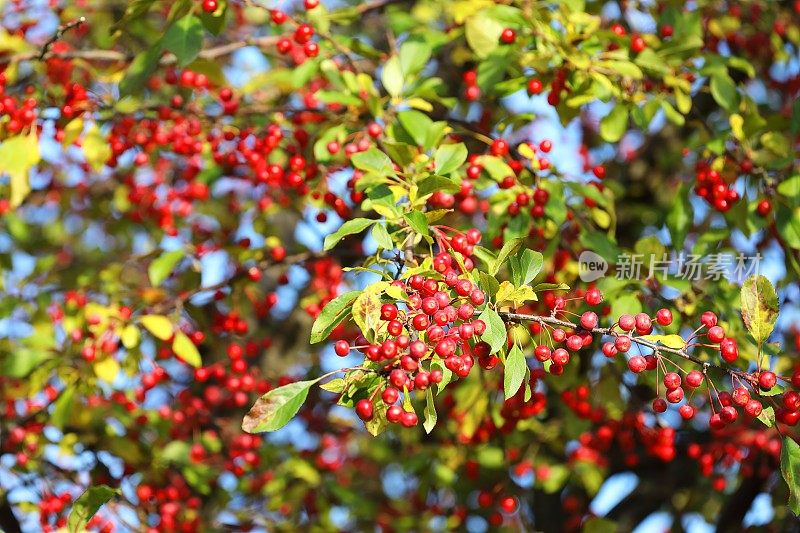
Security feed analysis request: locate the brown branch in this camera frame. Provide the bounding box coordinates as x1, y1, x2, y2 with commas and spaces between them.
498, 310, 749, 380
39, 16, 86, 61
0, 36, 280, 65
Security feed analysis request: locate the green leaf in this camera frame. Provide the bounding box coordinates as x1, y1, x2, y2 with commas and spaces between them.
710, 73, 738, 112
139, 315, 174, 341
310, 290, 361, 343
51, 386, 75, 429
434, 143, 468, 176
740, 275, 779, 344
0, 128, 39, 208
403, 210, 429, 236
161, 15, 204, 67
509, 249, 543, 286
83, 125, 111, 172
172, 331, 202, 367
465, 12, 504, 59
417, 175, 460, 197
67, 486, 120, 533
490, 237, 524, 276
241, 379, 321, 433
423, 388, 437, 433
371, 223, 393, 250
381, 55, 403, 97
199, 0, 227, 35
781, 436, 800, 516
599, 104, 628, 142
119, 47, 161, 97
660, 99, 685, 126
399, 37, 431, 76
148, 250, 184, 287
757, 405, 775, 428
479, 307, 506, 354
503, 343, 527, 399
323, 218, 375, 250
777, 175, 800, 199
397, 110, 433, 148
666, 184, 693, 249
351, 148, 395, 176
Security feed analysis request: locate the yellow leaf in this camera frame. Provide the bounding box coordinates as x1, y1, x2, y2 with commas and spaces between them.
63, 117, 84, 147
638, 334, 686, 350
139, 315, 173, 341
172, 331, 201, 367
94, 357, 120, 383
120, 324, 140, 349
83, 124, 111, 172
0, 128, 40, 208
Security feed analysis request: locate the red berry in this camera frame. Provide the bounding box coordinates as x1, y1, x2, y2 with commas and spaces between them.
334, 340, 350, 357
663, 372, 681, 390
655, 308, 672, 326
580, 311, 598, 330
679, 404, 695, 420
652, 398, 667, 413
630, 34, 646, 53
500, 28, 516, 44
686, 370, 705, 388
355, 399, 374, 421
527, 78, 543, 95
759, 371, 777, 391
627, 355, 647, 373
584, 288, 602, 306
202, 0, 218, 13
707, 325, 725, 343
700, 311, 717, 327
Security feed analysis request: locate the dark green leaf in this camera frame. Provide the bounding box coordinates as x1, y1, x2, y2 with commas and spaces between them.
161, 15, 204, 67
503, 343, 526, 399
68, 486, 120, 533
509, 249, 543, 286
490, 237, 524, 276
479, 307, 506, 354
119, 47, 161, 97
403, 210, 429, 236
710, 73, 738, 112
310, 290, 362, 343
242, 379, 322, 433
324, 218, 375, 250
781, 436, 800, 516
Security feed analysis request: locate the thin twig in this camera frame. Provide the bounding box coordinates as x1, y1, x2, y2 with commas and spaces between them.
38, 16, 86, 60
1, 36, 281, 65
498, 310, 750, 380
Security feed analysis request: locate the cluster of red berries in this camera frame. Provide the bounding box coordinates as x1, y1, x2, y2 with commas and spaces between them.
334, 248, 487, 427
275, 16, 320, 62
463, 69, 481, 102
0, 74, 37, 134
693, 162, 740, 211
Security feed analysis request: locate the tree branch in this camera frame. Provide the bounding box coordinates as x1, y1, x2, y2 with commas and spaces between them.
497, 310, 750, 381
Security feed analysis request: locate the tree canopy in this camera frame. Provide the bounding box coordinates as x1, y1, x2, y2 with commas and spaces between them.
1, 0, 800, 531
